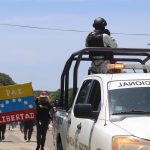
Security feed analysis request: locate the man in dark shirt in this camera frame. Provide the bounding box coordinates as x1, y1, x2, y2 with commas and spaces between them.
36, 92, 54, 150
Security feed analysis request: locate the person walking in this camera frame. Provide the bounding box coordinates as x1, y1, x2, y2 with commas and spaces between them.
19, 121, 24, 133
85, 17, 117, 74
23, 119, 35, 141
0, 124, 6, 141
8, 122, 16, 130
35, 91, 54, 150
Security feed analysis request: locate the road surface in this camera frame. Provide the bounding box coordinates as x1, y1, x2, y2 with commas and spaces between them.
0, 125, 54, 150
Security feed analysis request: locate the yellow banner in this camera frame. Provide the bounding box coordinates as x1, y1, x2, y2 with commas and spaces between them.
0, 83, 34, 100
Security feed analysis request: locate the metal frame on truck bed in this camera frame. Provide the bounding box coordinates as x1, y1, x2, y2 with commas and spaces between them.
60, 47, 150, 110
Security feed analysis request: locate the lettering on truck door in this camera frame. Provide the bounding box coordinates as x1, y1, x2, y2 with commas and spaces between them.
68, 79, 102, 150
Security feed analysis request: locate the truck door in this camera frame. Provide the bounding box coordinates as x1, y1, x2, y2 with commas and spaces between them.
68, 79, 101, 150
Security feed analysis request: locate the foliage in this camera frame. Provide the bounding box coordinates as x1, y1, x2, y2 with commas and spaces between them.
48, 88, 73, 105
50, 88, 74, 107
0, 72, 15, 86
50, 89, 61, 101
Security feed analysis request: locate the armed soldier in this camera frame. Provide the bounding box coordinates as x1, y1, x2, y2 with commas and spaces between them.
86, 17, 117, 73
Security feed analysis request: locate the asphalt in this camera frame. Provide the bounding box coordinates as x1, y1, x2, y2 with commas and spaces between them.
0, 125, 54, 150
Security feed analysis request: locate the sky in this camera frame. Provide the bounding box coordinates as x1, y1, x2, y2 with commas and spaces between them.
0, 0, 150, 91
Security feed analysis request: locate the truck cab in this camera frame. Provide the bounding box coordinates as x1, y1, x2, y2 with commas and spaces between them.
53, 47, 150, 150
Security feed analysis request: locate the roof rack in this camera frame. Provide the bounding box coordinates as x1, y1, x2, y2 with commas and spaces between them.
60, 47, 150, 110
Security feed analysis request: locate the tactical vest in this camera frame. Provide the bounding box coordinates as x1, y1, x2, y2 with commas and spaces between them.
86, 31, 104, 47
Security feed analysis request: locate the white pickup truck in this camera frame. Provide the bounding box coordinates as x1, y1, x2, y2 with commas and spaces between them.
53, 47, 150, 150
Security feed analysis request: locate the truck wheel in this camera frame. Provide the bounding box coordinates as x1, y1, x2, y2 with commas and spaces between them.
57, 136, 63, 150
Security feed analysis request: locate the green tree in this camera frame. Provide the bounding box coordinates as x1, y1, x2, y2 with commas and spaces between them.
50, 89, 61, 101
0, 72, 15, 86
50, 88, 74, 107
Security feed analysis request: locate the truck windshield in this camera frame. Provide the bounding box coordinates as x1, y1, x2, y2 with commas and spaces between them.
109, 87, 150, 115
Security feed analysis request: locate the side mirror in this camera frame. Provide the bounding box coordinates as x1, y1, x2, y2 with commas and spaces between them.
74, 104, 92, 118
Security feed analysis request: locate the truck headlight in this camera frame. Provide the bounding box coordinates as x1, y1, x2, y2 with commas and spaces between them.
112, 136, 150, 150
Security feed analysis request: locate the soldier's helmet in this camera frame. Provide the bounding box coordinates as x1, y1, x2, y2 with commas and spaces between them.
93, 17, 107, 30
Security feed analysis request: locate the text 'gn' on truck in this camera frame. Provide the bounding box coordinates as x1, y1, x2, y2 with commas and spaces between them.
53, 47, 150, 150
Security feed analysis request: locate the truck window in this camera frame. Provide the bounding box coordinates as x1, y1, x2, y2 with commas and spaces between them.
109, 87, 150, 114
76, 79, 101, 112
88, 80, 101, 111
76, 80, 92, 104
